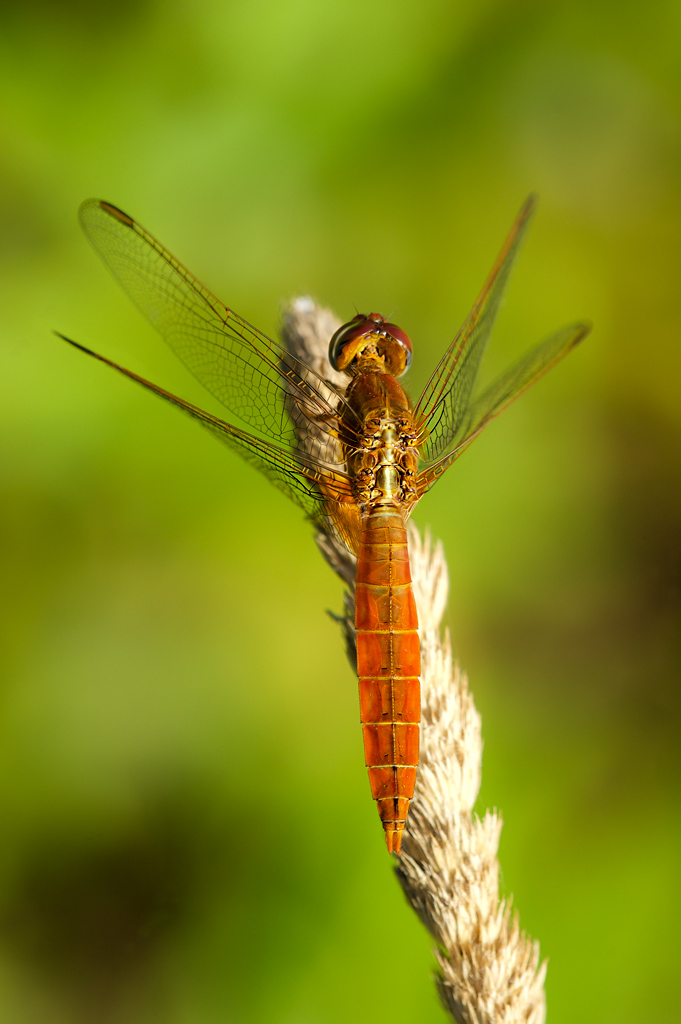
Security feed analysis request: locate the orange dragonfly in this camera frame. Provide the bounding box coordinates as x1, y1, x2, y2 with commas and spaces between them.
58, 196, 589, 854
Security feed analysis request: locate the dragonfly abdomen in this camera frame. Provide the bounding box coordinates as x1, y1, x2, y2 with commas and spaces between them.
355, 509, 420, 854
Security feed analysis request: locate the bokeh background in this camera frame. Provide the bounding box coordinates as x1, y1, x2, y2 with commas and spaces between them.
1, 1, 680, 1022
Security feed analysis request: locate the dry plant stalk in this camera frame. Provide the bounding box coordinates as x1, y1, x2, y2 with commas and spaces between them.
281, 298, 547, 1024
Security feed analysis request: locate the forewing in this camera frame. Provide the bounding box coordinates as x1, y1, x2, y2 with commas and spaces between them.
416, 321, 590, 493
57, 333, 351, 538
415, 195, 537, 464
79, 200, 351, 460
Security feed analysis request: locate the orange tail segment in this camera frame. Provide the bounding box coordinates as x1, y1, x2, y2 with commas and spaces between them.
355, 509, 420, 854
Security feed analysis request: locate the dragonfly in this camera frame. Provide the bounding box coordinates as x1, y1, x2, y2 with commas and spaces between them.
58, 196, 589, 854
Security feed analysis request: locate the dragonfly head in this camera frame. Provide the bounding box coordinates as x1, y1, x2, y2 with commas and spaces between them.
329, 313, 413, 377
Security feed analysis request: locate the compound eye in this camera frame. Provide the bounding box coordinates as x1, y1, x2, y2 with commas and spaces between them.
378, 322, 413, 376
328, 315, 377, 371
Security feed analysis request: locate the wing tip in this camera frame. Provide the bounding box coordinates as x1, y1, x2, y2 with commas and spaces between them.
78, 198, 134, 227
53, 330, 97, 358
571, 320, 593, 347
518, 192, 539, 224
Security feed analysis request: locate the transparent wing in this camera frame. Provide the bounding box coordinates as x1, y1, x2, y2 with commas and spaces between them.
414, 195, 537, 464
416, 321, 590, 493
79, 200, 356, 461
57, 333, 352, 539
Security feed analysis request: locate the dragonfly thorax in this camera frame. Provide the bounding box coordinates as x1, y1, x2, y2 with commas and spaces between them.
348, 423, 419, 509
341, 372, 419, 510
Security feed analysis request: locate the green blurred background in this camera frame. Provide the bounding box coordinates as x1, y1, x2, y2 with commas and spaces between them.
1, 1, 680, 1021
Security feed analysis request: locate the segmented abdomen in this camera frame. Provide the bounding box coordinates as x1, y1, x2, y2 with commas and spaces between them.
355, 509, 420, 854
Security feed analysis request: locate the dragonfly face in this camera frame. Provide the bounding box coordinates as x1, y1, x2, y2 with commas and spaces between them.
329, 312, 413, 376
58, 196, 589, 852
